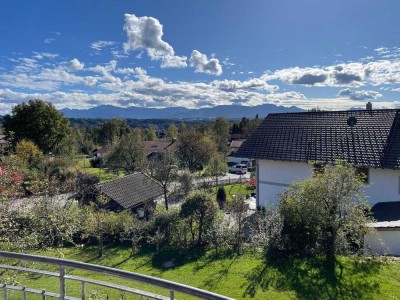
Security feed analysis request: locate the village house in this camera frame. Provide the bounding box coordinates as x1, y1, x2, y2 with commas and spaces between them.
87, 172, 164, 218
235, 104, 400, 255
92, 140, 178, 160
228, 139, 253, 167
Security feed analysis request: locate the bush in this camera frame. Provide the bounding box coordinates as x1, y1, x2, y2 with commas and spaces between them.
216, 186, 227, 209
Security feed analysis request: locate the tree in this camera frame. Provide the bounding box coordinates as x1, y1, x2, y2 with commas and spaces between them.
3, 100, 72, 153
148, 151, 177, 210
180, 190, 218, 246
97, 119, 132, 146
121, 211, 150, 256
165, 124, 178, 141
177, 128, 217, 172
106, 129, 146, 174
212, 117, 230, 153
83, 195, 122, 257
143, 127, 157, 141
14, 140, 43, 168
228, 195, 249, 253
205, 153, 227, 187
177, 171, 194, 196
278, 162, 373, 279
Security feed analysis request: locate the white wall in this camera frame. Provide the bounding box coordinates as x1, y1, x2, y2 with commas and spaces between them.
367, 168, 400, 206
364, 230, 400, 256
257, 160, 313, 206
256, 160, 400, 207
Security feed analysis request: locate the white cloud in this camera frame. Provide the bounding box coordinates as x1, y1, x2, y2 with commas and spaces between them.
264, 59, 400, 87
44, 38, 55, 44
337, 89, 382, 100
190, 50, 223, 75
69, 58, 84, 71
33, 52, 59, 60
123, 13, 187, 68
211, 78, 277, 92
90, 40, 115, 51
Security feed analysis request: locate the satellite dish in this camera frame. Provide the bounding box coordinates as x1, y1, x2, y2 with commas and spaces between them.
347, 116, 357, 127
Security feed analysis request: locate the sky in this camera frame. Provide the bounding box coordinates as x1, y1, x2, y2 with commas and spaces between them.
1, 0, 400, 114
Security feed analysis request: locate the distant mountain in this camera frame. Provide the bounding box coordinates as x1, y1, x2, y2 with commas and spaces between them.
60, 104, 304, 119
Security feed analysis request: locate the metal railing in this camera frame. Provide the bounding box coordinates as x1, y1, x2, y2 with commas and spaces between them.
0, 251, 234, 300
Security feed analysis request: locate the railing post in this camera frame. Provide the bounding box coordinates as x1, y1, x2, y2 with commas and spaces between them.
41, 289, 46, 300
22, 286, 27, 300
59, 266, 66, 300
3, 284, 8, 300
170, 290, 175, 300
81, 281, 86, 300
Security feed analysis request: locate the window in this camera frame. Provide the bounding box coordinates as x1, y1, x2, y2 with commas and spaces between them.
356, 167, 369, 184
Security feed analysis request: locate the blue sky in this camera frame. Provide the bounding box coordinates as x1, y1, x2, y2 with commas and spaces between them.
1, 0, 400, 114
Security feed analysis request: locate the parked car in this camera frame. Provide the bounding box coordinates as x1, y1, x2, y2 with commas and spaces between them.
229, 164, 248, 174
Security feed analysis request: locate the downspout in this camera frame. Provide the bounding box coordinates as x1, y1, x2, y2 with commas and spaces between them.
256, 159, 260, 207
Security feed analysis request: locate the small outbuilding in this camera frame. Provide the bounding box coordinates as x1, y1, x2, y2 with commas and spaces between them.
90, 173, 164, 218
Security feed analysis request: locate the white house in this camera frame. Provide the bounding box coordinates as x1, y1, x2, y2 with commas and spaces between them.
235, 107, 400, 207
235, 106, 400, 255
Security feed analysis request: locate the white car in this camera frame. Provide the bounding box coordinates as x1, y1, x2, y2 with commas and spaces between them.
229, 164, 248, 174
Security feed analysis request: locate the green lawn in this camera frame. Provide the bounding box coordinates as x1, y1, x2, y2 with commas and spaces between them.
223, 183, 255, 201
75, 157, 123, 182
1, 245, 399, 300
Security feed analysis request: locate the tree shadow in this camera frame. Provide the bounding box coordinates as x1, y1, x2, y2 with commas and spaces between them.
192, 249, 236, 272
242, 256, 383, 299
200, 254, 239, 290
150, 246, 207, 270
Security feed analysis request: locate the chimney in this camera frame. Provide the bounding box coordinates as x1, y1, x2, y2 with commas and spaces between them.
366, 102, 372, 110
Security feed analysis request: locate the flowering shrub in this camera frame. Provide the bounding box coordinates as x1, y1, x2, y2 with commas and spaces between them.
247, 178, 256, 189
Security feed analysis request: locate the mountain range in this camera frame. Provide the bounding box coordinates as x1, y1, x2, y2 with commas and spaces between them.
60, 104, 304, 119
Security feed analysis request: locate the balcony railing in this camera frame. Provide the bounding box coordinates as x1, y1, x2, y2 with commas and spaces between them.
0, 251, 234, 300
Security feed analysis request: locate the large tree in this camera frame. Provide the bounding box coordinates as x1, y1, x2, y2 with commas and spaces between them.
97, 119, 132, 146
180, 190, 218, 246
148, 150, 177, 210
3, 100, 72, 153
106, 129, 146, 174
212, 117, 230, 153
177, 128, 217, 172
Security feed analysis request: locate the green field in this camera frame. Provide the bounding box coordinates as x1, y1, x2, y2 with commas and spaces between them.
1, 245, 399, 300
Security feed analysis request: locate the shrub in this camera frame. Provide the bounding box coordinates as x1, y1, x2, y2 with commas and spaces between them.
216, 186, 227, 209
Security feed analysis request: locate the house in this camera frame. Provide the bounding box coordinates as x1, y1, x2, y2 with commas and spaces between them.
228, 139, 253, 167
142, 140, 178, 159
92, 146, 112, 158
89, 173, 164, 218
91, 140, 178, 160
235, 106, 400, 208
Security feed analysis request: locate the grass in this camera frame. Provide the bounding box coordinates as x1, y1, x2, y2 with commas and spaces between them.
1, 245, 399, 300
223, 183, 255, 201
75, 157, 123, 182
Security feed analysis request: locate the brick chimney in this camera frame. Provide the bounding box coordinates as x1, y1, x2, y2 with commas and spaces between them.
366, 102, 372, 110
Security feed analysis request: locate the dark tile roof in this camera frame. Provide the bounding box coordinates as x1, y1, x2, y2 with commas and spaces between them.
235, 109, 400, 168
96, 173, 163, 209
141, 140, 178, 155
371, 202, 400, 222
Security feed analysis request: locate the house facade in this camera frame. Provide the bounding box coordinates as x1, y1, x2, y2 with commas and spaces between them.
235, 108, 400, 208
